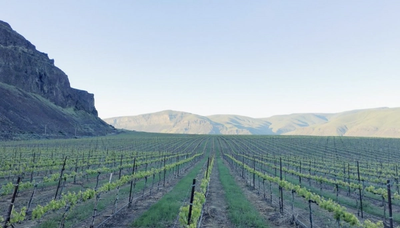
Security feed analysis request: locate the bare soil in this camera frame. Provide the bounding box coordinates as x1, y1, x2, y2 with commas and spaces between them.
200, 163, 233, 228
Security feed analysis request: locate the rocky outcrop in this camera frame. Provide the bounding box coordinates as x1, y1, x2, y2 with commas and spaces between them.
0, 20, 115, 139
0, 20, 97, 115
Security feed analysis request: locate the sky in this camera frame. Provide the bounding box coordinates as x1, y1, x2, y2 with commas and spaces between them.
1, 1, 400, 119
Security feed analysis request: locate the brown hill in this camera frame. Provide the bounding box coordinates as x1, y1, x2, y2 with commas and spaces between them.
286, 108, 400, 137
107, 110, 224, 134
104, 108, 400, 138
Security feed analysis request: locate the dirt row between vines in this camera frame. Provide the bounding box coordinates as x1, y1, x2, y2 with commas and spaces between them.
220, 157, 313, 228
200, 161, 233, 228
97, 159, 207, 228
200, 157, 285, 228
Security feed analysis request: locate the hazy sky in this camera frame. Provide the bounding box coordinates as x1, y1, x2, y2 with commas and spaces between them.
1, 1, 399, 118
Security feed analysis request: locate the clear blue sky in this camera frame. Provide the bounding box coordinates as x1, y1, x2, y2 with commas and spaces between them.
1, 1, 399, 118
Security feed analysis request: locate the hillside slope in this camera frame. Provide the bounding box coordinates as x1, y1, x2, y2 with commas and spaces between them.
0, 20, 114, 139
261, 113, 333, 134
104, 108, 400, 138
208, 115, 274, 134
107, 110, 224, 134
286, 108, 400, 137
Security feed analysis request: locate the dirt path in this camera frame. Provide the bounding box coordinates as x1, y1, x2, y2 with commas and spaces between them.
200, 162, 233, 228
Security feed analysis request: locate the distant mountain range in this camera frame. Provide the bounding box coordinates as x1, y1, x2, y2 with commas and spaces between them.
103, 107, 400, 138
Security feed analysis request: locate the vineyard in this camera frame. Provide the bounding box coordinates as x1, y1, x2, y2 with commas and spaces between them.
0, 132, 399, 227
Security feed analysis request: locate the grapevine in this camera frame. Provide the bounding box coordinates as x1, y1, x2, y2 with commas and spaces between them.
179, 156, 214, 227
224, 153, 384, 227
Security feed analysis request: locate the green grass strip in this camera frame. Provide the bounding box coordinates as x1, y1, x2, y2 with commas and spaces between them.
217, 157, 269, 228
132, 158, 205, 227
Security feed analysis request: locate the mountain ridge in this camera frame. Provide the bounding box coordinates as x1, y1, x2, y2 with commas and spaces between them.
104, 108, 400, 138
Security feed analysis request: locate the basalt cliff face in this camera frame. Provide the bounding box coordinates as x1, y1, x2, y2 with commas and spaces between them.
0, 20, 115, 139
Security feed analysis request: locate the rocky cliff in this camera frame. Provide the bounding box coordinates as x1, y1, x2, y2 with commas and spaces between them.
0, 20, 115, 139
